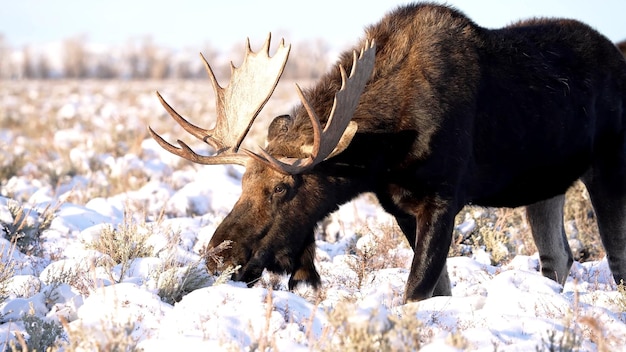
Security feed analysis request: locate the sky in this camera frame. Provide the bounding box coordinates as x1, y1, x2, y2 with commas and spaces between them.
1, 0, 625, 53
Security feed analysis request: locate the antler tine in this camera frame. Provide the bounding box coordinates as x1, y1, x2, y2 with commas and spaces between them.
253, 40, 376, 174
147, 126, 249, 166
154, 91, 223, 152
149, 34, 291, 166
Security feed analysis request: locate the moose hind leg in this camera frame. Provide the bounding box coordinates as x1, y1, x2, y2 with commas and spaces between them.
582, 171, 626, 286
526, 194, 573, 285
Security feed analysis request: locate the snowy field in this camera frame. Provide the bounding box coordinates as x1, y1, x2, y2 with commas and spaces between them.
1, 80, 626, 351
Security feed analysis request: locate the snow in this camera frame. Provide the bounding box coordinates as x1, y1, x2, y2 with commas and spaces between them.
2, 170, 625, 351
1, 81, 625, 351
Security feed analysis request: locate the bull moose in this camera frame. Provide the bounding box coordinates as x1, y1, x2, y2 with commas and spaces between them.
149, 3, 626, 302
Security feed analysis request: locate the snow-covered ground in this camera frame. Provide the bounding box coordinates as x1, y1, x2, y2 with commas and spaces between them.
1, 80, 625, 351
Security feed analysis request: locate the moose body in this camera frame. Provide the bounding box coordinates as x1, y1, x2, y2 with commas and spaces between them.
151, 3, 626, 301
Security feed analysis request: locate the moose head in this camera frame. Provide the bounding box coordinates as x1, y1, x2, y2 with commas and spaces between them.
149, 35, 376, 289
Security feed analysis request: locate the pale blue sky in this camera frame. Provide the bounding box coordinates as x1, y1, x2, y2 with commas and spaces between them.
1, 0, 625, 52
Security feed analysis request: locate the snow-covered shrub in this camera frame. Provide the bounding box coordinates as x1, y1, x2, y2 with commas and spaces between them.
13, 309, 65, 352
84, 219, 153, 282
0, 152, 25, 187
0, 246, 16, 302
59, 319, 138, 352
0, 200, 56, 256
154, 262, 209, 305
317, 300, 424, 351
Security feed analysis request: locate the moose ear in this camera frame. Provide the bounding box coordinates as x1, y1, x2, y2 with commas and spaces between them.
268, 115, 293, 141
327, 121, 358, 159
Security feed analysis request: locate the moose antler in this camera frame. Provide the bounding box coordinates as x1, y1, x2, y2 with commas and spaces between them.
148, 34, 291, 166
248, 39, 376, 174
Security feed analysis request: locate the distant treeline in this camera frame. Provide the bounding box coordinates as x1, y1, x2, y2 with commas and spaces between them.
0, 34, 335, 80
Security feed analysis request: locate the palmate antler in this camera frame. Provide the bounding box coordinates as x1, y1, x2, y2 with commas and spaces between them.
148, 33, 291, 166
149, 35, 376, 174
249, 39, 376, 174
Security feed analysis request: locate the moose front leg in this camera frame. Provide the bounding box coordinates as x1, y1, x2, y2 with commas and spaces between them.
377, 193, 452, 298
404, 199, 456, 302
396, 214, 452, 297
288, 242, 321, 290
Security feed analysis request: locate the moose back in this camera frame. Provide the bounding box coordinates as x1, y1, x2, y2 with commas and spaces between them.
149, 3, 626, 302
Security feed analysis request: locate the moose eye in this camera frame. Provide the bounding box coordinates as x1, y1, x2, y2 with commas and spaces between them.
273, 184, 286, 194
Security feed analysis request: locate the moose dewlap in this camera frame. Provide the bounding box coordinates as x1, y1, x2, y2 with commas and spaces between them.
149, 3, 626, 302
